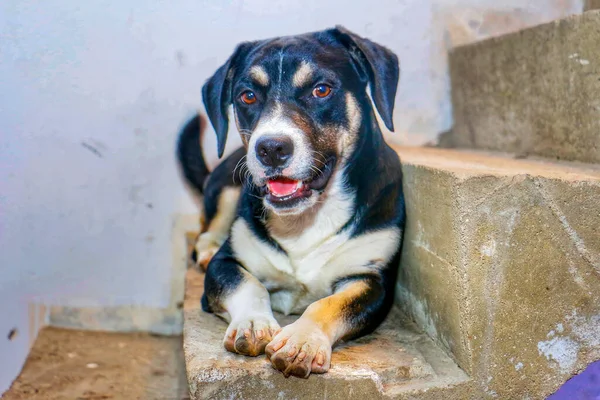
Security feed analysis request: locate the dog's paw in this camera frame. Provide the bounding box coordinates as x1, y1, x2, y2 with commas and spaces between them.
265, 318, 332, 378
224, 315, 281, 357
192, 233, 221, 271
195, 246, 219, 271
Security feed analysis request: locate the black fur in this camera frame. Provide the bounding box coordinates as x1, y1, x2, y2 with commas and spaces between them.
333, 267, 395, 341
176, 113, 245, 225
176, 114, 210, 195
202, 42, 257, 158
332, 26, 399, 131
237, 188, 288, 254
201, 239, 245, 314
202, 147, 245, 223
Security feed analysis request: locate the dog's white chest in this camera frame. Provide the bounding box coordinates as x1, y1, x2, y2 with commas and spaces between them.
230, 211, 401, 316
230, 217, 349, 313
229, 184, 354, 314
229, 175, 400, 315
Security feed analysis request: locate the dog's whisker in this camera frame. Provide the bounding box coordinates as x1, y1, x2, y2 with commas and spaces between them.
310, 151, 328, 169
311, 149, 327, 159
309, 164, 324, 175
232, 155, 248, 185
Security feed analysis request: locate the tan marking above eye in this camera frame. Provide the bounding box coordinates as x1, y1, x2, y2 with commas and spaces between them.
249, 65, 270, 86
292, 61, 314, 87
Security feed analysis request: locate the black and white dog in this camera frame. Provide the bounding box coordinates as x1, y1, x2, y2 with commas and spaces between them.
178, 26, 405, 378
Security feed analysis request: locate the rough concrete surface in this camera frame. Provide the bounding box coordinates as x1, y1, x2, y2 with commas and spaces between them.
395, 146, 600, 399
49, 305, 183, 336
448, 11, 600, 164
183, 268, 472, 400
3, 327, 189, 400
437, 2, 582, 51
585, 0, 600, 11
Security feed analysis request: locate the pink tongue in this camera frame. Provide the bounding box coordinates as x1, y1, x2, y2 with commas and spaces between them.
267, 178, 299, 196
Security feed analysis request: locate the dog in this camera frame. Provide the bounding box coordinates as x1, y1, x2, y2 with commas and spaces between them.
177, 26, 405, 378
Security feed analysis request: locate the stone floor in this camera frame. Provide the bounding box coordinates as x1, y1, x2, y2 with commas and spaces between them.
3, 327, 189, 400
183, 268, 472, 400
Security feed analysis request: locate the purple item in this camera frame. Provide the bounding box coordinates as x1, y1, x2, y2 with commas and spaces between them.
548, 361, 600, 399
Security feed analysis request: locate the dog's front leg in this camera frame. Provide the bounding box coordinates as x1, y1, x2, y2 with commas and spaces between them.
203, 240, 280, 356
265, 275, 390, 378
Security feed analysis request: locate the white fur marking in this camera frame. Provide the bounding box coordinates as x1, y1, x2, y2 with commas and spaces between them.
231, 218, 293, 276
246, 104, 312, 186
221, 269, 275, 323
278, 49, 285, 89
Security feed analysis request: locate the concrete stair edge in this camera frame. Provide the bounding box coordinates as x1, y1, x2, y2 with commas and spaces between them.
182, 269, 472, 400
395, 145, 600, 399
181, 145, 599, 399
446, 10, 600, 164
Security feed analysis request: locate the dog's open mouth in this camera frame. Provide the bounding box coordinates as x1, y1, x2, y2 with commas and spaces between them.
267, 178, 304, 198
264, 157, 336, 206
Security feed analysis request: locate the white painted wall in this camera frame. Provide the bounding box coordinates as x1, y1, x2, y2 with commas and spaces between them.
0, 0, 582, 393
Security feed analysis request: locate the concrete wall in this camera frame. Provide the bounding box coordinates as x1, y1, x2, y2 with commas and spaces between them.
428, 0, 584, 144
0, 0, 582, 393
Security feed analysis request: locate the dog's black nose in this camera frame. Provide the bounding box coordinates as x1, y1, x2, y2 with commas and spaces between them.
255, 136, 294, 168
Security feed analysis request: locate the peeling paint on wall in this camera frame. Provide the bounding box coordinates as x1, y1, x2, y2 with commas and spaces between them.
538, 336, 580, 373
537, 313, 600, 374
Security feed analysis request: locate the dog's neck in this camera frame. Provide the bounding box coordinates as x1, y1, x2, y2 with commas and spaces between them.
264, 167, 351, 239
264, 168, 354, 257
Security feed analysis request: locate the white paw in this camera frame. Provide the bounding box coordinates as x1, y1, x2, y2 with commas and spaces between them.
193, 233, 221, 271
265, 318, 332, 378
224, 315, 281, 357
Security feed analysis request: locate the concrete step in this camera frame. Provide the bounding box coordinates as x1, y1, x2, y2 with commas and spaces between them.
585, 0, 600, 11
395, 145, 600, 399
3, 327, 189, 400
183, 267, 471, 400
182, 146, 599, 399
444, 11, 600, 164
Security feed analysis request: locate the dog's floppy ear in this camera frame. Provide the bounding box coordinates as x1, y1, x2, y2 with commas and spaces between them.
332, 26, 399, 132
202, 42, 254, 158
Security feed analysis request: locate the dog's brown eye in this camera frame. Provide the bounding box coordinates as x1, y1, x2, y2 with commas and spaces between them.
312, 84, 332, 98
241, 91, 257, 104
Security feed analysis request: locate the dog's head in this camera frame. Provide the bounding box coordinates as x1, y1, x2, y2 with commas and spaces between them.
203, 26, 399, 216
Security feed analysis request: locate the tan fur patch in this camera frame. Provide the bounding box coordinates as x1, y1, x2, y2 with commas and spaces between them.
302, 280, 370, 342
289, 112, 313, 137
345, 92, 361, 134
338, 92, 361, 160
249, 65, 269, 86
207, 186, 241, 238
292, 61, 314, 87
233, 109, 250, 147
